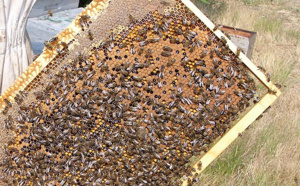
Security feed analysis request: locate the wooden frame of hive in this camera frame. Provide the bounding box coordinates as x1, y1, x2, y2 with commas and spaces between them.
0, 0, 281, 185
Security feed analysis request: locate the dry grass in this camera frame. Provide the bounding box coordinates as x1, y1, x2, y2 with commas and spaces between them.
194, 0, 300, 185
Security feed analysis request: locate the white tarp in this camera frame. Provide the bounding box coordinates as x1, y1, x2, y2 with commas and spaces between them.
0, 0, 36, 94
0, 0, 80, 94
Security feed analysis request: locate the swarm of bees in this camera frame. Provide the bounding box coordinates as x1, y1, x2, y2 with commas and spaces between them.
0, 1, 257, 185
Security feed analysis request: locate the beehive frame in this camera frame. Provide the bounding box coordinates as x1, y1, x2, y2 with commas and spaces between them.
0, 0, 281, 185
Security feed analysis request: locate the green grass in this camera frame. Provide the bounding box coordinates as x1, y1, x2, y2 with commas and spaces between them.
256, 124, 278, 156
242, 0, 271, 5
286, 30, 300, 41
231, 11, 240, 26
204, 143, 245, 177
192, 0, 227, 21
254, 16, 283, 36
242, 0, 287, 6
270, 59, 295, 85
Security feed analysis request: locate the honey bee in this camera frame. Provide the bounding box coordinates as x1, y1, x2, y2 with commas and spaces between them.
188, 44, 196, 53
93, 50, 100, 60
161, 51, 171, 57
129, 14, 136, 23
194, 38, 203, 47
4, 98, 12, 108
134, 62, 145, 68
47, 10, 53, 17
220, 36, 227, 44
118, 43, 127, 49
158, 65, 165, 79
213, 25, 219, 31
256, 114, 263, 120
4, 115, 14, 129
236, 47, 243, 56
268, 89, 277, 95
145, 49, 153, 58
88, 30, 93, 40
139, 40, 149, 47
182, 17, 188, 26
167, 59, 176, 67
200, 52, 207, 58
44, 41, 53, 50
137, 29, 145, 36
49, 36, 58, 43
60, 41, 68, 49
266, 73, 271, 82
79, 15, 90, 28
253, 97, 260, 104
160, 1, 170, 5
174, 27, 183, 35
207, 39, 212, 46
274, 83, 282, 89
170, 37, 179, 44
138, 47, 144, 56
149, 38, 160, 43
183, 32, 192, 41
132, 76, 143, 82
130, 44, 136, 54
136, 36, 144, 42
224, 32, 231, 39
197, 161, 202, 170
163, 46, 173, 52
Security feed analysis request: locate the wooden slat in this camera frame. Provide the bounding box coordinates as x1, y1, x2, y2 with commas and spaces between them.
181, 92, 280, 185
180, 0, 281, 185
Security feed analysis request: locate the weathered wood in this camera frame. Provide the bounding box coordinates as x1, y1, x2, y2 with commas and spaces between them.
220, 26, 257, 59
25, 30, 34, 64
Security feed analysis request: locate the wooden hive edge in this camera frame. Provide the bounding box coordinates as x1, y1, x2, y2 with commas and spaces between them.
180, 0, 281, 185
181, 92, 281, 185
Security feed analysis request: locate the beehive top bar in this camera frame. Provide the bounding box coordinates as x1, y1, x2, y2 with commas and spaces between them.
0, 0, 280, 185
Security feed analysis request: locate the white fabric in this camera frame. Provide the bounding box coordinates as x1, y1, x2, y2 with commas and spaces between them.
0, 0, 36, 94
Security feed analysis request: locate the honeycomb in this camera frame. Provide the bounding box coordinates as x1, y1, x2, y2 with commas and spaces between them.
0, 0, 258, 185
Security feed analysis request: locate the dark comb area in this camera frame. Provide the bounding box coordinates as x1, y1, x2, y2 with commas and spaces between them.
0, 1, 256, 185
